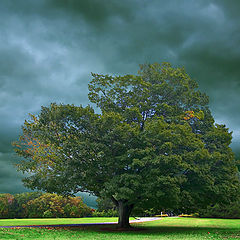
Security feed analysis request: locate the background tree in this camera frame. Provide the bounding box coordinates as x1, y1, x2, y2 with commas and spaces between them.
25, 193, 92, 218
96, 197, 116, 212
13, 192, 42, 218
13, 63, 240, 228
0, 194, 14, 219
0, 192, 92, 219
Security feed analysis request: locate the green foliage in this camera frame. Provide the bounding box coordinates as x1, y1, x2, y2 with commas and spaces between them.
92, 209, 118, 217
0, 194, 14, 219
96, 197, 116, 212
199, 200, 240, 219
94, 197, 118, 217
24, 193, 92, 218
13, 62, 240, 226
26, 193, 66, 218
13, 192, 43, 218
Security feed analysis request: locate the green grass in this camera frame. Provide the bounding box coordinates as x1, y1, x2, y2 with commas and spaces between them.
0, 217, 120, 226
0, 217, 239, 239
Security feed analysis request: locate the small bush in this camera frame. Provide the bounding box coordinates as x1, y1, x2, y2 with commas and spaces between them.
0, 194, 14, 219
92, 209, 118, 217
199, 201, 240, 219
178, 213, 199, 217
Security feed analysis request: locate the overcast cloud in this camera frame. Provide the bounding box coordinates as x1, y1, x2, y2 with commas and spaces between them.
0, 0, 239, 194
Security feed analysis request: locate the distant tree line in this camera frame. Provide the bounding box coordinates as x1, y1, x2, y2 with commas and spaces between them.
96, 196, 240, 219
1, 191, 240, 219
0, 192, 93, 219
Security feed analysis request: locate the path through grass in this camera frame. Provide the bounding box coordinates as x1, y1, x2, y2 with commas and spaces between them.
0, 217, 239, 239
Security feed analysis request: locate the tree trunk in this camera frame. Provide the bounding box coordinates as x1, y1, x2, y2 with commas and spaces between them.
117, 200, 134, 228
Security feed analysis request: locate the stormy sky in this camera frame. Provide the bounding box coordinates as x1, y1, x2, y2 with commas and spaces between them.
0, 0, 240, 194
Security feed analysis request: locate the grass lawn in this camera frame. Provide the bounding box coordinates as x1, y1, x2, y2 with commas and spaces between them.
0, 217, 239, 239
0, 217, 121, 226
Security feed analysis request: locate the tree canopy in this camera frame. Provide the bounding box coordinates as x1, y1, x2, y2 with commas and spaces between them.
13, 63, 240, 228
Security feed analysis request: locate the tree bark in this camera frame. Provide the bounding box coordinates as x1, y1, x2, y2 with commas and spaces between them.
117, 200, 134, 228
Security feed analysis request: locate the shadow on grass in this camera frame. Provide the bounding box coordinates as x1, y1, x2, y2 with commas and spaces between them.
1, 224, 239, 240
60, 224, 240, 236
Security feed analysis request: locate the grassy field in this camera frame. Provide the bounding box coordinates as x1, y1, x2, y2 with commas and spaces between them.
0, 217, 239, 239
0, 217, 121, 226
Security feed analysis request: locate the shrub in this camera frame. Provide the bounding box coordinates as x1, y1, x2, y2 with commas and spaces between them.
13, 192, 43, 218
92, 209, 118, 217
0, 194, 14, 219
96, 197, 116, 212
25, 193, 92, 218
178, 213, 199, 217
64, 197, 92, 217
199, 201, 240, 219
0, 192, 93, 219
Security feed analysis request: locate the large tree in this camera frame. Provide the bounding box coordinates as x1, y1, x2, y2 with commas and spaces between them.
13, 63, 240, 228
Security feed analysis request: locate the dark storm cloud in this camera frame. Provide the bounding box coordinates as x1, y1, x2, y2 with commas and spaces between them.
47, 0, 240, 142
0, 0, 95, 193
0, 153, 29, 193
0, 0, 239, 193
